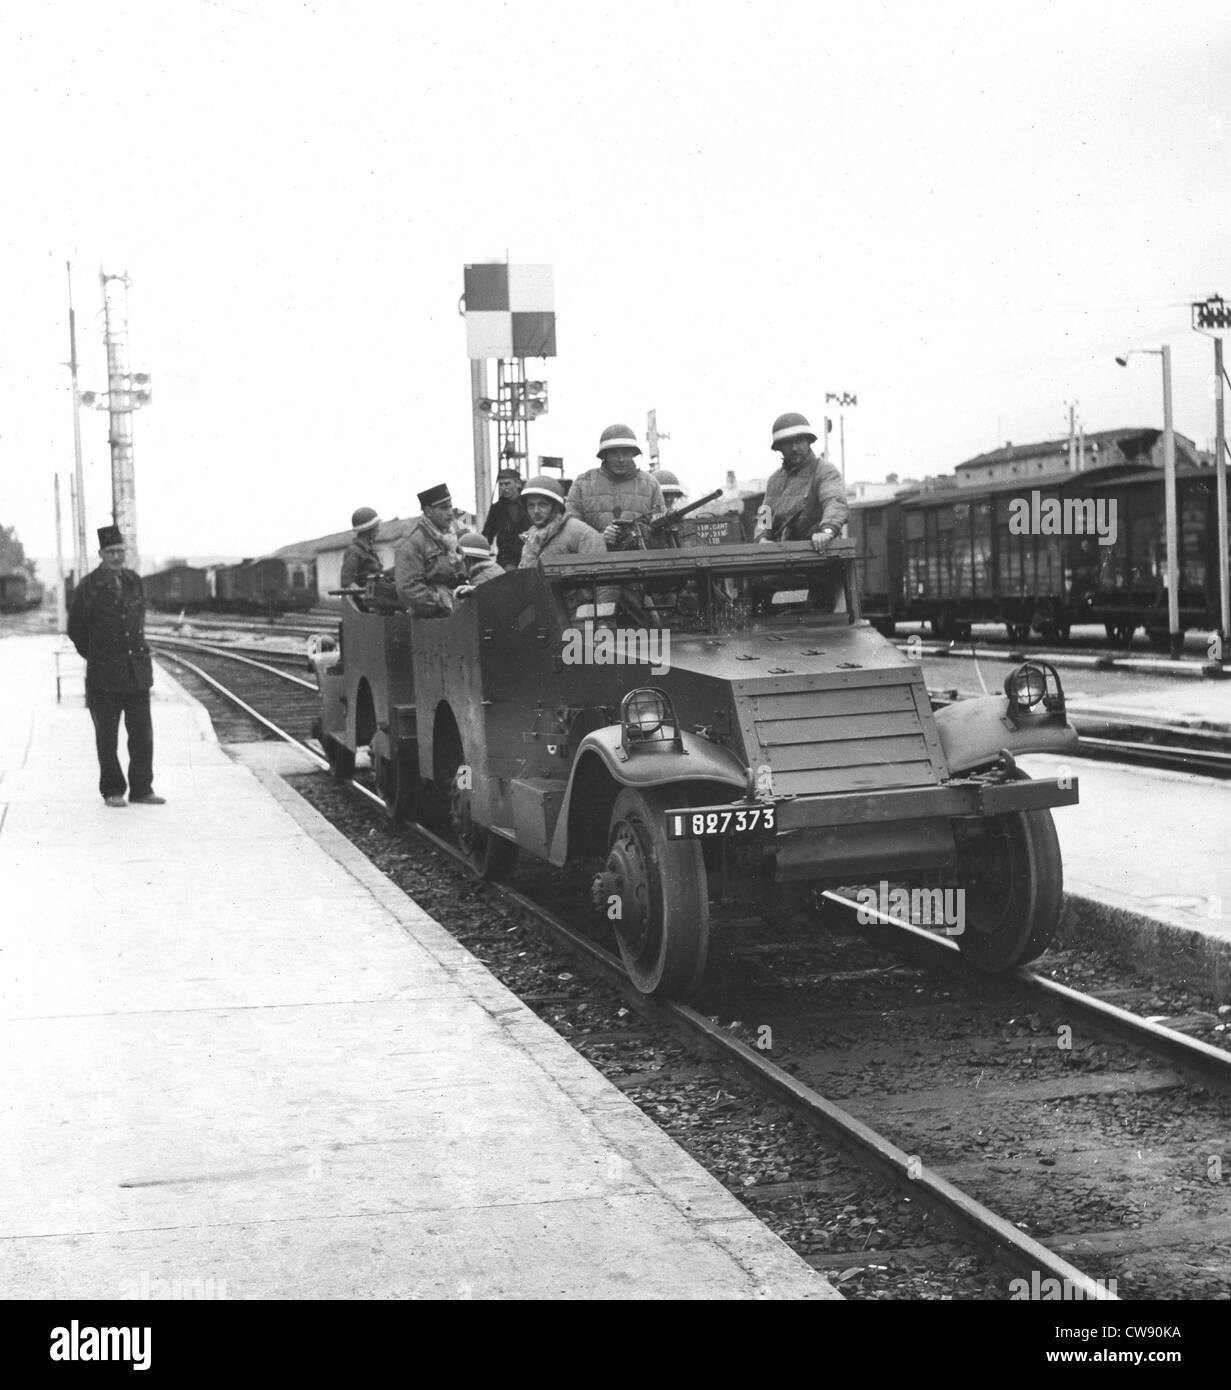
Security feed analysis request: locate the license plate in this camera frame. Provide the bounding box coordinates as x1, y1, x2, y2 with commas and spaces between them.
665, 805, 778, 840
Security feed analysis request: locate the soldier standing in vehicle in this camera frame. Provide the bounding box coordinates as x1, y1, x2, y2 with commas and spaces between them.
565, 424, 665, 550
755, 412, 849, 552
67, 525, 164, 807
481, 468, 531, 569
340, 506, 384, 588
394, 484, 467, 616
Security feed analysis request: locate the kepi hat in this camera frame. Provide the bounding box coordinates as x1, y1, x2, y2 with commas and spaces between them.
418, 484, 452, 510
98, 524, 124, 549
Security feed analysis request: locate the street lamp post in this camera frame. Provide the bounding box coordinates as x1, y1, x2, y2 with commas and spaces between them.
1115, 347, 1180, 656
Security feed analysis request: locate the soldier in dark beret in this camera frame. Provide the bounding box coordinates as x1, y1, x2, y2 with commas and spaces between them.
67, 525, 164, 807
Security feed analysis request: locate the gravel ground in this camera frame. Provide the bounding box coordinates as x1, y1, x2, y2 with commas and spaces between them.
285, 768, 1091, 1300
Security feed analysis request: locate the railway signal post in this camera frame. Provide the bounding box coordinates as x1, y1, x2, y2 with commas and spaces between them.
462, 262, 556, 527
1192, 295, 1230, 649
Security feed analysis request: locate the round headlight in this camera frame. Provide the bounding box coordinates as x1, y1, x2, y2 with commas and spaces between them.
1008, 664, 1047, 707
623, 688, 668, 736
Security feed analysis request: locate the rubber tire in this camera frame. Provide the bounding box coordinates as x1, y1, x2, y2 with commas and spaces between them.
953, 774, 1063, 972
603, 787, 709, 997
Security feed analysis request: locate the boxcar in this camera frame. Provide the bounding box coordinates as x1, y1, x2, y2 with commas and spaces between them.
143, 565, 211, 612
853, 463, 1223, 645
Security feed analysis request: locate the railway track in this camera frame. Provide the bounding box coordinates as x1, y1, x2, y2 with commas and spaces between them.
157, 648, 1231, 1300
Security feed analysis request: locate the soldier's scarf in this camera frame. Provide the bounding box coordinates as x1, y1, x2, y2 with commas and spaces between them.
521, 511, 568, 563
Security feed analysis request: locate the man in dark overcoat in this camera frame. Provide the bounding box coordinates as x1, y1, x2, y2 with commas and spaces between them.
480, 469, 531, 569
67, 525, 164, 807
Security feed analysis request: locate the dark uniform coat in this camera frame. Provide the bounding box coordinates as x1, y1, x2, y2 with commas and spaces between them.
67, 566, 153, 700
481, 498, 531, 568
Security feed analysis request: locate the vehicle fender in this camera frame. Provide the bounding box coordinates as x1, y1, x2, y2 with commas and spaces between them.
547, 726, 747, 864
934, 696, 1079, 774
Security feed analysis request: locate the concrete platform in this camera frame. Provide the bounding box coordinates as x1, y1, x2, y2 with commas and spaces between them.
0, 635, 836, 1300
1066, 681, 1231, 736
1019, 752, 1231, 998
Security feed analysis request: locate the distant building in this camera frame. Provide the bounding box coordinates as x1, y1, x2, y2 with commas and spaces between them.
954, 427, 1206, 488
846, 474, 921, 503
283, 520, 414, 603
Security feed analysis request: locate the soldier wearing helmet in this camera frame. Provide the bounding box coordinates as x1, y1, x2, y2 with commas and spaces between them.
455, 532, 505, 594
481, 468, 532, 569
340, 506, 385, 589
654, 470, 686, 507
565, 424, 665, 549
518, 476, 607, 566
755, 412, 850, 553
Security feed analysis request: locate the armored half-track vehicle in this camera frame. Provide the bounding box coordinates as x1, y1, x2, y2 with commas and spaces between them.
314, 537, 1079, 996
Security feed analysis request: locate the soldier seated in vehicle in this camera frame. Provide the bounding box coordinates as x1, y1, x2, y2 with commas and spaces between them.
394, 484, 467, 617
519, 475, 626, 622
341, 507, 385, 589
454, 533, 505, 597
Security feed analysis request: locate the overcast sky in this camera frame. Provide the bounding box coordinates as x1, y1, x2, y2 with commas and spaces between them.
2, 0, 1228, 571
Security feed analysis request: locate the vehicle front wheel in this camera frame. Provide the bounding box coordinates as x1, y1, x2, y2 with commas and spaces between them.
952, 780, 1063, 971
594, 787, 709, 996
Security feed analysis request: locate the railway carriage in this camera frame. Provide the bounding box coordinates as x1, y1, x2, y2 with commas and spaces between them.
143, 564, 211, 612
0, 572, 41, 613
315, 527, 1081, 997
851, 463, 1224, 646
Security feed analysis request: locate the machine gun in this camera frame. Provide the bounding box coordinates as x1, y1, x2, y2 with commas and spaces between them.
637, 488, 725, 549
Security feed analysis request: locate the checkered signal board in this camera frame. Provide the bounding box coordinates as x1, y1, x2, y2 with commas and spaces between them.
464, 263, 556, 359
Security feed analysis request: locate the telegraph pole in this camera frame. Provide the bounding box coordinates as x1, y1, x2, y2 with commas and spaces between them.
646, 409, 669, 469
66, 262, 88, 580
54, 474, 67, 634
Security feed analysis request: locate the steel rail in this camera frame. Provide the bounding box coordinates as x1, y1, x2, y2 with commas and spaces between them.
151, 636, 319, 690
820, 889, 1231, 1091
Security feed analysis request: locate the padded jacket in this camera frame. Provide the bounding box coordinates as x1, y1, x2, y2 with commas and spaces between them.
394, 516, 466, 617
564, 467, 664, 546
757, 452, 850, 541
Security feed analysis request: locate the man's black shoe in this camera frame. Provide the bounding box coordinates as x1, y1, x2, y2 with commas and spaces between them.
129, 793, 166, 805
